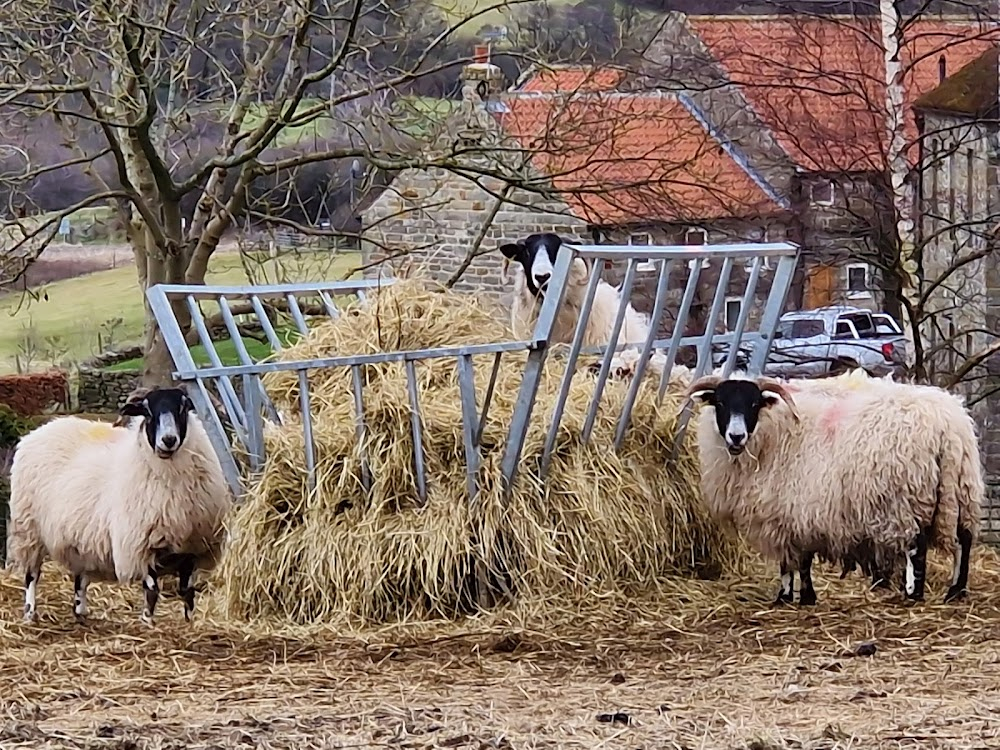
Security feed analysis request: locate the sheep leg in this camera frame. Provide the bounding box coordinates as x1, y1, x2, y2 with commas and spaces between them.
903, 528, 929, 601
178, 556, 197, 622
944, 526, 973, 603
773, 563, 794, 605
797, 552, 817, 606
23, 567, 40, 623
73, 574, 89, 621
141, 567, 160, 624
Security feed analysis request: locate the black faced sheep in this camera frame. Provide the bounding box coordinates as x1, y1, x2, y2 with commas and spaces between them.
499, 233, 666, 377
8, 387, 233, 625
684, 371, 983, 606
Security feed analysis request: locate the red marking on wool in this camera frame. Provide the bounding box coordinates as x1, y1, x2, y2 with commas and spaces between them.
820, 402, 843, 437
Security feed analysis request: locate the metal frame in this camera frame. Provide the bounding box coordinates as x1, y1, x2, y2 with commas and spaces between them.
146, 242, 800, 500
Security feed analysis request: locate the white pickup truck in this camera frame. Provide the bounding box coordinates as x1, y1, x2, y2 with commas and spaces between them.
714, 305, 908, 378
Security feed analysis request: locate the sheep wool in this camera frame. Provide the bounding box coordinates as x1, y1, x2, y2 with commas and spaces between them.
509, 257, 664, 372
694, 374, 983, 572
8, 412, 232, 586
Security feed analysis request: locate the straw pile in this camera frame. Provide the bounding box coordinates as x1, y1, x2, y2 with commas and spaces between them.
216, 278, 744, 626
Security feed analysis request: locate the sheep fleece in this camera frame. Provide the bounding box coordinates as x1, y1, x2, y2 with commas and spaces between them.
696, 377, 983, 567
8, 415, 231, 583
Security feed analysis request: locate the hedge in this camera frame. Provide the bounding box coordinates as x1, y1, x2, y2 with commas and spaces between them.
0, 370, 70, 416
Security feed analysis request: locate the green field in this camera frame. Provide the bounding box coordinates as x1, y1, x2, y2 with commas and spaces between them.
0, 250, 360, 375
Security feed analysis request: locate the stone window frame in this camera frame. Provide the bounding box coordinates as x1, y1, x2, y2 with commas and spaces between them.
724, 295, 743, 332
808, 179, 836, 207
685, 226, 709, 270
627, 233, 658, 274
846, 262, 871, 300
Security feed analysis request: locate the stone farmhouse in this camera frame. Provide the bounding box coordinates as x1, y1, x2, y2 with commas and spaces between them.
363, 13, 997, 333
911, 47, 1000, 533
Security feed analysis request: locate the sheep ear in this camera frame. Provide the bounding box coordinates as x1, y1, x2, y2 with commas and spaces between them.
499, 242, 524, 260
689, 389, 716, 404
120, 398, 149, 418
182, 394, 195, 413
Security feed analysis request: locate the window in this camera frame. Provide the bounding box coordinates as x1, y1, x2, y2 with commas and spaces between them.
846, 263, 871, 299
629, 233, 657, 273
789, 319, 825, 338
834, 320, 858, 339
744, 226, 773, 272
809, 180, 835, 206
725, 297, 743, 331
685, 227, 708, 269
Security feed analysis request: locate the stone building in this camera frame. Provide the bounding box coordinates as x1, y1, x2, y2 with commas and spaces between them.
912, 47, 1000, 536
363, 14, 997, 326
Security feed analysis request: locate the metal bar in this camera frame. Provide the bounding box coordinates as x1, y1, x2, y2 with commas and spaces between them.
188, 341, 533, 380
457, 354, 481, 504
190, 376, 244, 498
475, 351, 503, 447
570, 242, 798, 260
581, 258, 639, 444
285, 293, 310, 336
219, 296, 281, 426
656, 259, 704, 407
404, 360, 428, 505
298, 370, 317, 494
351, 365, 371, 492
540, 262, 604, 475
145, 286, 243, 497
318, 290, 341, 320
672, 257, 735, 460
184, 294, 247, 435
614, 258, 675, 449
694, 257, 734, 375
748, 252, 800, 375
250, 294, 284, 351
152, 278, 391, 297
500, 243, 575, 495
721, 256, 763, 378
243, 374, 264, 471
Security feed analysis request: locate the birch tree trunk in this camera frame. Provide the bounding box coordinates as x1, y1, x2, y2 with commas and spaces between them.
880, 0, 920, 366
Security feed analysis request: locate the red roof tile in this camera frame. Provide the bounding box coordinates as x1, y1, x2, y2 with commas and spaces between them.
517, 66, 626, 94
688, 17, 999, 172
498, 92, 783, 225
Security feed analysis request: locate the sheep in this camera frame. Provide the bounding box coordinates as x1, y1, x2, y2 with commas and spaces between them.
683, 371, 983, 606
499, 233, 666, 377
8, 386, 233, 624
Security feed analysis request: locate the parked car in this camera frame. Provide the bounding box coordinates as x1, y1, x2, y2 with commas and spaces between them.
713, 306, 908, 378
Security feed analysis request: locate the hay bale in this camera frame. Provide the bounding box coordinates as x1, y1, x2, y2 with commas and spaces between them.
215, 278, 741, 626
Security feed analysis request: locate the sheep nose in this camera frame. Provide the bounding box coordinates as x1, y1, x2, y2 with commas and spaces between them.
727, 431, 746, 446
161, 434, 178, 449
534, 273, 551, 286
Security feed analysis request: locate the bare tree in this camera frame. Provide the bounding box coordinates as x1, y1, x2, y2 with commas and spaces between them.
0, 0, 496, 385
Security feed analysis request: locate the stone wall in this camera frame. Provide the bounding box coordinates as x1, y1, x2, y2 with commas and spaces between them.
77, 367, 141, 413
362, 167, 589, 309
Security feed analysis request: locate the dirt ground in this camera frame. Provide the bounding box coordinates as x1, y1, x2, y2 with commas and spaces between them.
2, 554, 1000, 749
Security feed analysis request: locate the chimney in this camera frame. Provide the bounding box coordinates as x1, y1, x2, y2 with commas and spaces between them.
461, 44, 505, 104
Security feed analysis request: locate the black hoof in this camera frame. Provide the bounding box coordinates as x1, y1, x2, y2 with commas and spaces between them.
798, 590, 818, 606
773, 592, 794, 607
944, 586, 968, 603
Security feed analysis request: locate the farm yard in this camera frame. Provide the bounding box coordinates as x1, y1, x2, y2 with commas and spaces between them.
1, 554, 999, 749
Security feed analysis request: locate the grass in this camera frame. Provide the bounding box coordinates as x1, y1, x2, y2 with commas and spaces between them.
0, 249, 360, 375
106, 328, 304, 372
241, 99, 336, 148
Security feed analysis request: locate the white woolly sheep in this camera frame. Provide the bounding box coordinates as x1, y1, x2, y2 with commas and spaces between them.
499, 233, 667, 377
8, 387, 233, 624
683, 371, 983, 606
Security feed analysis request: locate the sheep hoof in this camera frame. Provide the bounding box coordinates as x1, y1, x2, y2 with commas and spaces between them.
944, 586, 967, 603
22, 609, 36, 624
798, 591, 818, 606
772, 592, 794, 607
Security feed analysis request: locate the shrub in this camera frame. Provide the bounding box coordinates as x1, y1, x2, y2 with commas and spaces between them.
0, 370, 70, 416
0, 404, 30, 448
